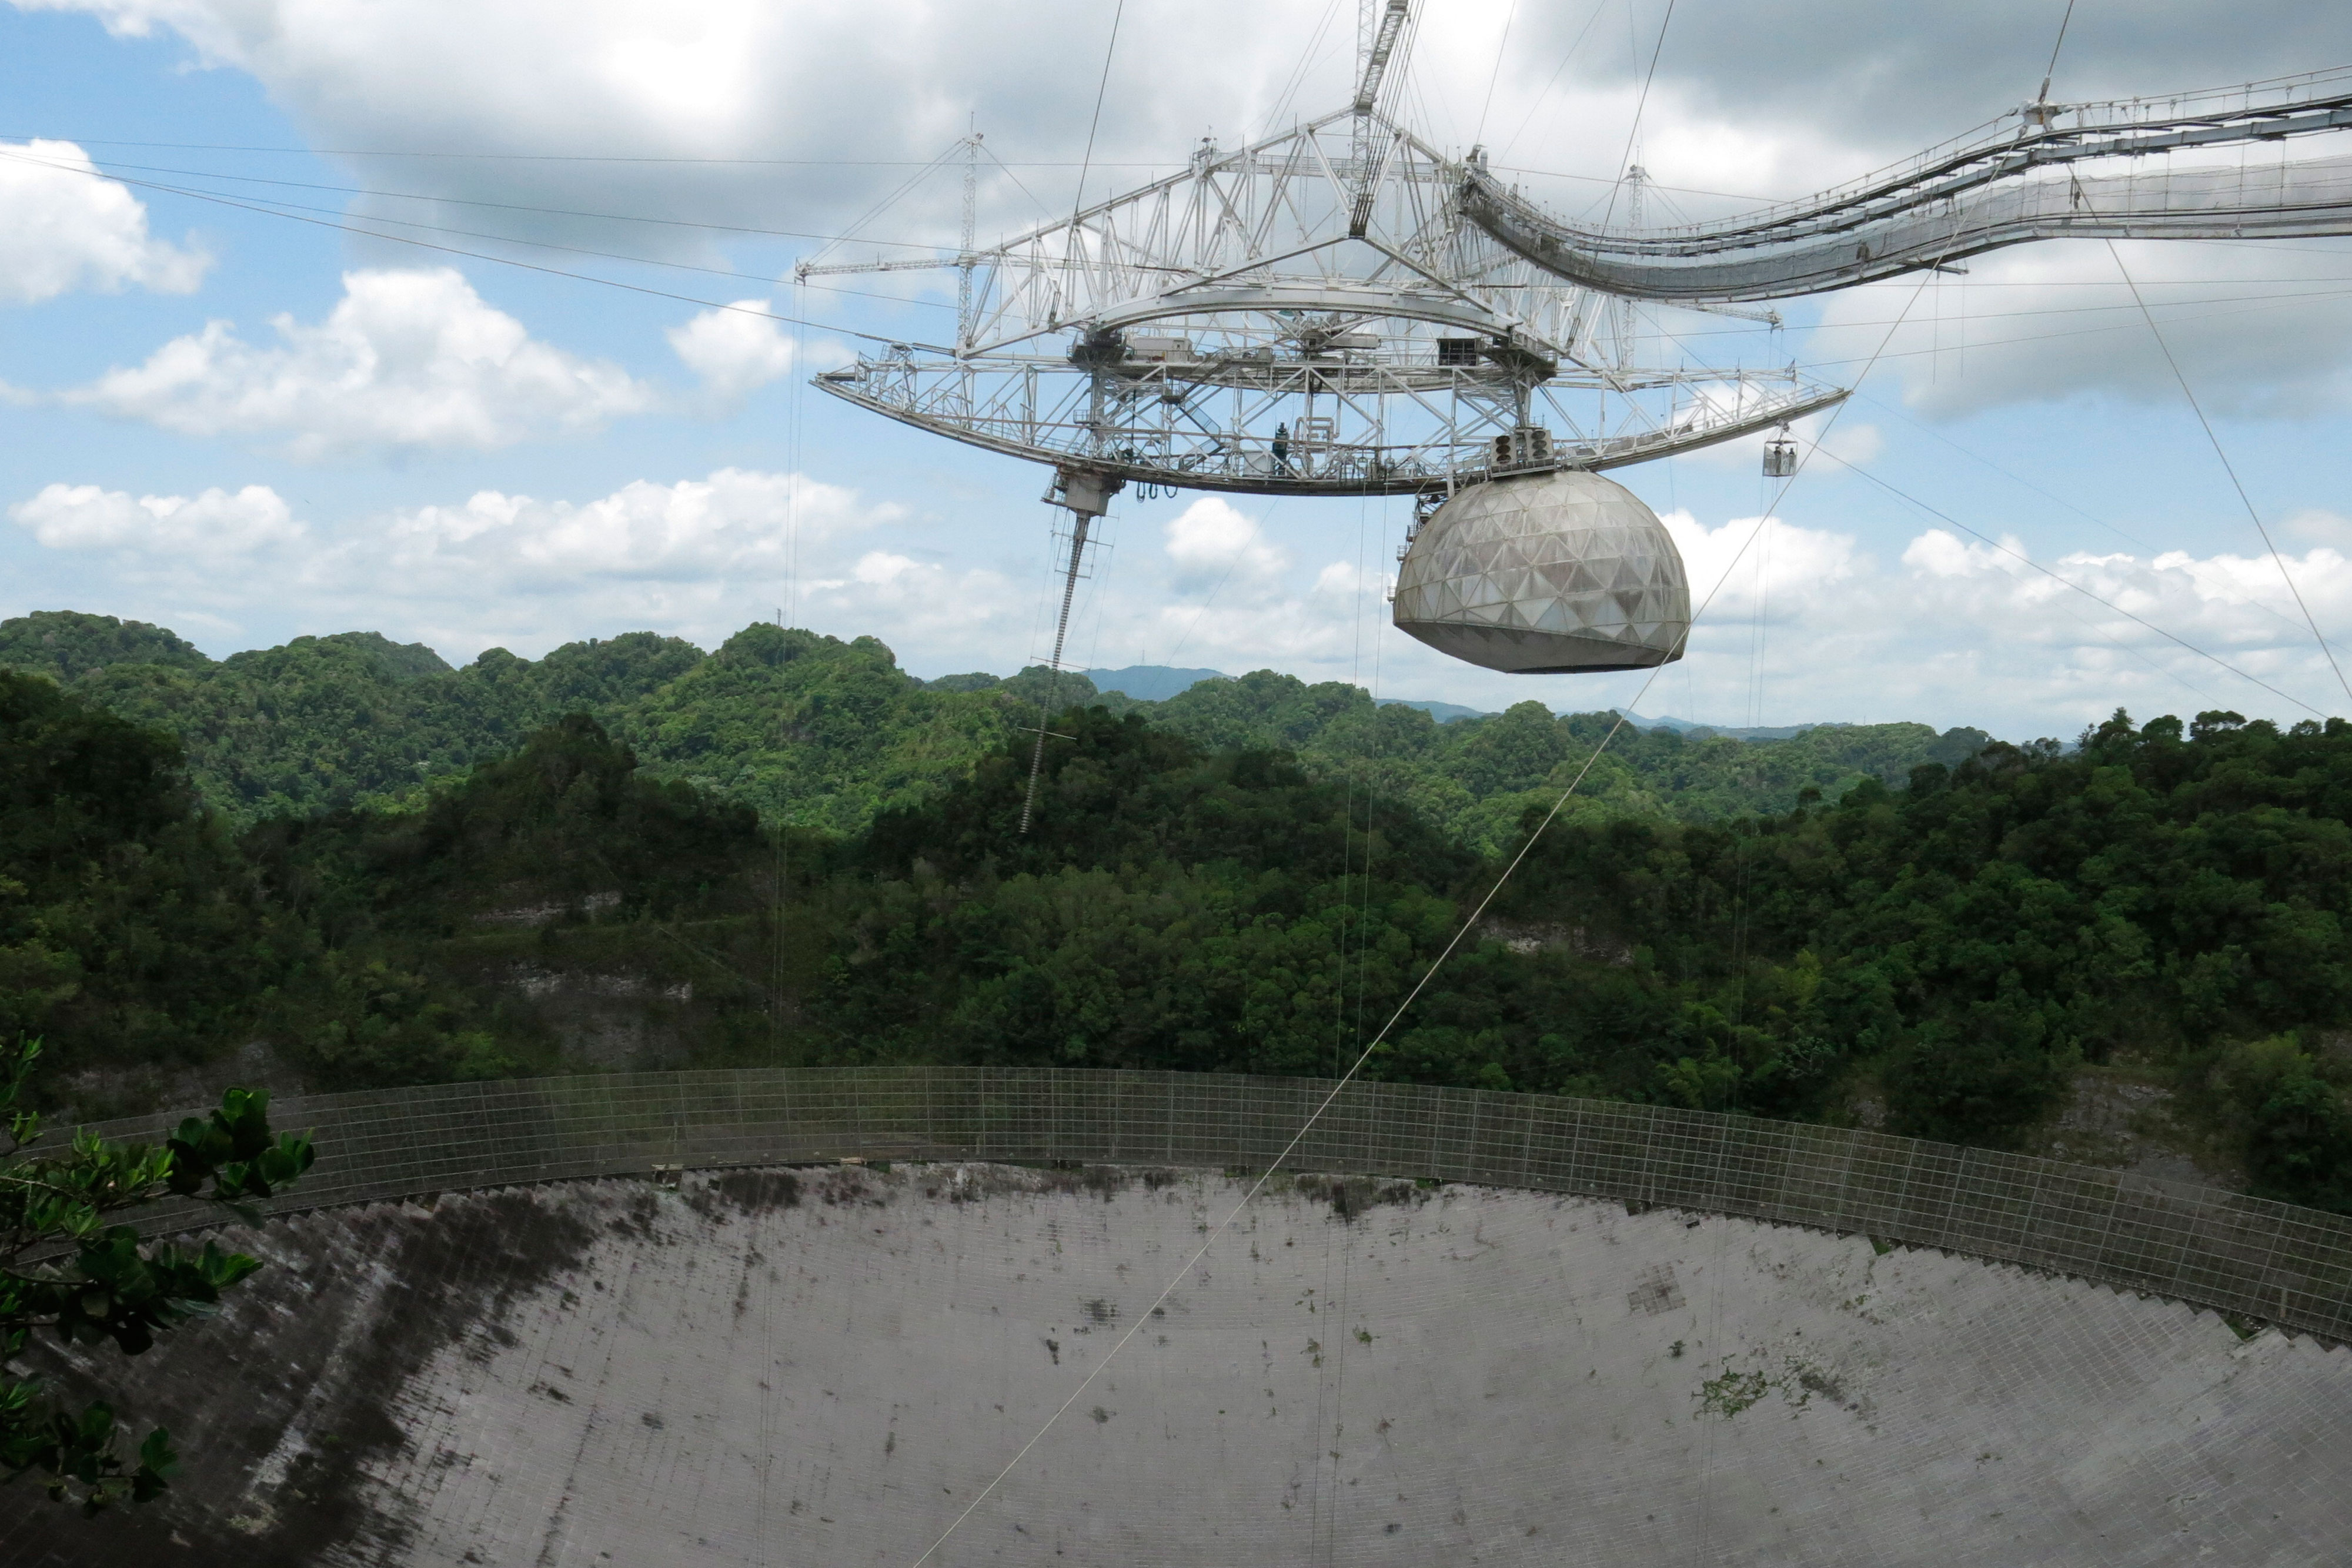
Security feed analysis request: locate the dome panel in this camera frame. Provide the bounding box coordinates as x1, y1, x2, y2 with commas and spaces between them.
1392, 472, 1689, 674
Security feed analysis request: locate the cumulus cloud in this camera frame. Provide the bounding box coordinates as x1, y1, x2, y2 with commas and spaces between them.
0, 139, 208, 304
2, 464, 1021, 663
1162, 497, 1287, 588
48, 0, 2351, 232
377, 467, 885, 583
9, 0, 1384, 263
665, 299, 796, 403
1631, 510, 2352, 732
14, 460, 2346, 733
67, 268, 650, 458
2286, 509, 2352, 547
19, 0, 2352, 417
1812, 240, 2352, 418
10, 482, 302, 552
1666, 511, 1865, 616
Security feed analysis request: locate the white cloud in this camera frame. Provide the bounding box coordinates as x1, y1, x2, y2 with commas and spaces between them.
1809, 238, 2352, 419
1116, 504, 1374, 673
10, 482, 302, 552
666, 299, 795, 403
49, 0, 2351, 248
7, 0, 1387, 265
18, 0, 2352, 422
14, 460, 2346, 734
1162, 497, 1286, 588
1665, 510, 1866, 617
67, 268, 650, 458
1, 464, 1019, 663
0, 139, 208, 305
2286, 509, 2352, 547
371, 467, 883, 587
1312, 561, 1365, 599
1629, 511, 2352, 733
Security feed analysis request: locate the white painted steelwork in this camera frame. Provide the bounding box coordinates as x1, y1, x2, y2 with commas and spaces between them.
804, 43, 2352, 502
1466, 67, 2352, 300
803, 103, 1839, 499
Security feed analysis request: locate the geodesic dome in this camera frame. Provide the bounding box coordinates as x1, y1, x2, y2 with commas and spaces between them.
1392, 470, 1689, 673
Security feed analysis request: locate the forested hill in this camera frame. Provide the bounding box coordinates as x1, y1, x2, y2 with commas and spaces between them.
6, 669, 2350, 1211
2, 610, 1988, 848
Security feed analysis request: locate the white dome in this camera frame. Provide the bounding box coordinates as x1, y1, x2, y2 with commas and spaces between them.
1392, 470, 1689, 673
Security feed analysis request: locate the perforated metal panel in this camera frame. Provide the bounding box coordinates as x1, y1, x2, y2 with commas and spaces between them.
75, 1068, 2352, 1343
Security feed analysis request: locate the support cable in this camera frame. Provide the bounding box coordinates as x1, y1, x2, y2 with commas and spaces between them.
2098, 234, 2352, 708
1473, 0, 1522, 149
0, 144, 972, 308
28, 151, 961, 253
2036, 0, 2081, 108
1806, 446, 2327, 718
1259, 0, 1350, 141
1495, 0, 1616, 164
1013, 0, 1128, 837
1067, 0, 1128, 229
1850, 386, 2346, 659
0, 147, 950, 351
1017, 511, 1094, 837
1598, 0, 1677, 232
901, 199, 1950, 1568
798, 139, 967, 271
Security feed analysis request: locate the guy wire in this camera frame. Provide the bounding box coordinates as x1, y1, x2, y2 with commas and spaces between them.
900, 210, 1953, 1568
1068, 0, 1128, 228
1599, 0, 1678, 232
2098, 229, 2352, 708
0, 148, 950, 352
1807, 448, 2327, 720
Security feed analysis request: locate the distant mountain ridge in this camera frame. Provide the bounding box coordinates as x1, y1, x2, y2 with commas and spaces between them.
1080, 664, 1228, 702
1622, 710, 1845, 742
3, 609, 1993, 851
1082, 664, 1493, 726
1383, 697, 1491, 724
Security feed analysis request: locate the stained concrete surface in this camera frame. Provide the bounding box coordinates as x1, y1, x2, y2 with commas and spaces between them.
3, 1162, 2346, 1565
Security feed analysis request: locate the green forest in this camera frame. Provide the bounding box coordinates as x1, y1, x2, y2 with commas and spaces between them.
0, 610, 1984, 847
5, 610, 2350, 1213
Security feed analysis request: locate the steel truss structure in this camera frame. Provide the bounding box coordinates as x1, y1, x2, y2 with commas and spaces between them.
801, 101, 1839, 501
1465, 66, 2352, 300
803, 25, 2352, 507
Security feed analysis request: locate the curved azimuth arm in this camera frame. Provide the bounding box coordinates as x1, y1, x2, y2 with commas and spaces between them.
800, 0, 1854, 497
1464, 65, 2352, 302
801, 103, 1847, 496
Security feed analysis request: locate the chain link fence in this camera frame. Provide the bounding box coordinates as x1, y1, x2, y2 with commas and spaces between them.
74, 1066, 2352, 1342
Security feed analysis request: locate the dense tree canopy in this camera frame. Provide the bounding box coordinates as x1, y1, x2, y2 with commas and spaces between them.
6, 620, 2350, 1212
0, 671, 283, 1066
2, 610, 1986, 841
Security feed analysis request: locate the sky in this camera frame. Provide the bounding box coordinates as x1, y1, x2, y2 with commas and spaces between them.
4, 0, 2352, 739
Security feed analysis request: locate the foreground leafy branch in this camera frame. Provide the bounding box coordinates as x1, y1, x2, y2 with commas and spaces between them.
1, 1038, 314, 1513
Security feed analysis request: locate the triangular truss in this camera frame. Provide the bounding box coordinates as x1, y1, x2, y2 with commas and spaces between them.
803, 27, 2352, 502
801, 106, 1839, 497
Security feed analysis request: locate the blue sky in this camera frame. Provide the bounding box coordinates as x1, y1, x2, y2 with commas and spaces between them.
4, 0, 2351, 738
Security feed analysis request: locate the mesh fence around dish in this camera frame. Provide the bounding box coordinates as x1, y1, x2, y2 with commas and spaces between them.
60, 1067, 2352, 1341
